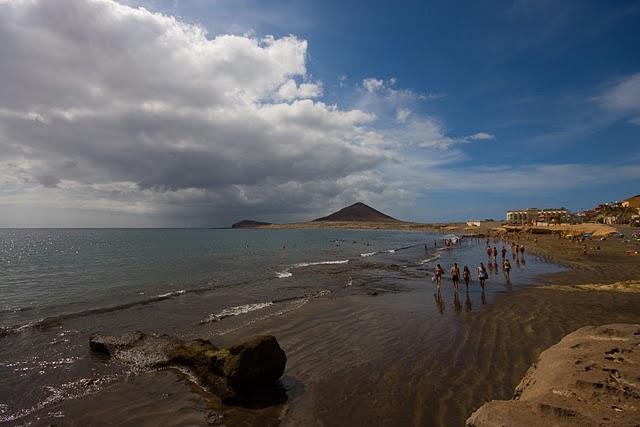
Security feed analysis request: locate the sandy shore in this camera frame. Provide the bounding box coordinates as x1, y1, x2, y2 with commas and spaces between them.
45, 226, 640, 426
215, 230, 640, 425
467, 323, 640, 426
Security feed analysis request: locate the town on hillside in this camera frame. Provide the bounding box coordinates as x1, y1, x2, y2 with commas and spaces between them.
504, 194, 640, 227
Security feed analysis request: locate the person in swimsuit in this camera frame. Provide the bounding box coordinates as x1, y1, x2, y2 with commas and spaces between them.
462, 266, 471, 289
501, 246, 507, 259
492, 246, 498, 259
434, 264, 444, 289
478, 262, 488, 290
503, 258, 511, 280
451, 263, 460, 291
486, 246, 492, 258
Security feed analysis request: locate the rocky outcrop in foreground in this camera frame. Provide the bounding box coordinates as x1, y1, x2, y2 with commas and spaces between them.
466, 324, 640, 426
90, 332, 287, 405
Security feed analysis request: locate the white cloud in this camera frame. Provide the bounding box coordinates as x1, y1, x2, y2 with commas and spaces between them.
0, 0, 395, 226
599, 72, 640, 124
362, 78, 385, 93
468, 132, 495, 140
276, 79, 323, 100
396, 108, 411, 123
402, 162, 640, 192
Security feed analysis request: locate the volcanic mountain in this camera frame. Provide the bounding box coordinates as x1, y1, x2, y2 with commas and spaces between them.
312, 202, 399, 223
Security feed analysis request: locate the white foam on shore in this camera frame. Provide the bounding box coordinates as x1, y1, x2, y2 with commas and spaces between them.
293, 259, 349, 268
156, 289, 186, 299
275, 271, 292, 278
386, 249, 396, 253
276, 259, 350, 278
420, 254, 441, 265
360, 252, 377, 257
199, 301, 274, 324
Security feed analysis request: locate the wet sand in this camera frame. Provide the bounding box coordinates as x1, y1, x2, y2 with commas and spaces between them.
41, 230, 640, 426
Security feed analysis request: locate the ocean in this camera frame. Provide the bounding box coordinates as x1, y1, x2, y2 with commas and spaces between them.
0, 228, 561, 424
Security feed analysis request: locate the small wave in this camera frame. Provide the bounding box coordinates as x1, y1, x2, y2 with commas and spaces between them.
156, 289, 186, 299
0, 305, 34, 314
199, 302, 274, 324
201, 290, 331, 328
275, 259, 350, 278
211, 298, 310, 338
360, 252, 377, 257
275, 271, 292, 278
293, 259, 349, 268
386, 249, 396, 253
1, 288, 190, 338
420, 254, 441, 265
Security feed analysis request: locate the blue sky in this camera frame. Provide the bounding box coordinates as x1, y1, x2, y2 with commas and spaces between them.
0, 0, 639, 225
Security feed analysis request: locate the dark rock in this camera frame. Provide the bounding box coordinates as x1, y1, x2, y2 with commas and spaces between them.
89, 332, 287, 405
224, 335, 287, 388
89, 331, 144, 355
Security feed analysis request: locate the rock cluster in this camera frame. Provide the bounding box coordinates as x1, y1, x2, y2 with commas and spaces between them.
466, 323, 640, 426
90, 332, 287, 405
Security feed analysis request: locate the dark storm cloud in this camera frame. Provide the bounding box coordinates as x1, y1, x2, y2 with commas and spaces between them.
0, 0, 397, 224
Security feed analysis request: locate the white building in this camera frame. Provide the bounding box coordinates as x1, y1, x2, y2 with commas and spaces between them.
506, 208, 571, 225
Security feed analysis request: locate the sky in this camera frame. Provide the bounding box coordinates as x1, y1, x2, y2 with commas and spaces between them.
0, 0, 639, 227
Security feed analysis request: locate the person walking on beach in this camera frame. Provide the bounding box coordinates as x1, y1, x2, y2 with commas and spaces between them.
501, 246, 507, 259
478, 262, 488, 290
463, 266, 471, 289
486, 246, 492, 259
451, 263, 460, 290
434, 264, 444, 289
503, 258, 511, 280
492, 246, 498, 260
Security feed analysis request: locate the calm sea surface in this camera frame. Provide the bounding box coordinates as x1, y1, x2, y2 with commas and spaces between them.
0, 228, 562, 424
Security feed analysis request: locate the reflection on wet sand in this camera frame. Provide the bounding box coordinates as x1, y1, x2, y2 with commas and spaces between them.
464, 291, 472, 312
434, 289, 444, 315
453, 290, 462, 313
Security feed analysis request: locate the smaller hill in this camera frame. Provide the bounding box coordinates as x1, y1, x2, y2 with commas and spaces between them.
312, 202, 398, 223
231, 220, 272, 229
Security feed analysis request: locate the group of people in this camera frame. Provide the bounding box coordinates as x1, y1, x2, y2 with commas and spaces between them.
433, 262, 490, 290
432, 239, 526, 291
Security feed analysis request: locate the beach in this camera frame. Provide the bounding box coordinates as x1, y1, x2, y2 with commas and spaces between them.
2, 227, 639, 426
198, 229, 640, 425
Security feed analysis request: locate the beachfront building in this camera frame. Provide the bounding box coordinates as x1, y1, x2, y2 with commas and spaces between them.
506, 208, 571, 225
506, 208, 538, 224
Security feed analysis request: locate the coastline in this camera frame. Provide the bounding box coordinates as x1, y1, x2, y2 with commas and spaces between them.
214, 230, 640, 425
28, 227, 640, 426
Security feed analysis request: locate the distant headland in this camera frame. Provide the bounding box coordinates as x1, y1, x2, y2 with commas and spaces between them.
231, 220, 273, 229
230, 202, 409, 230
